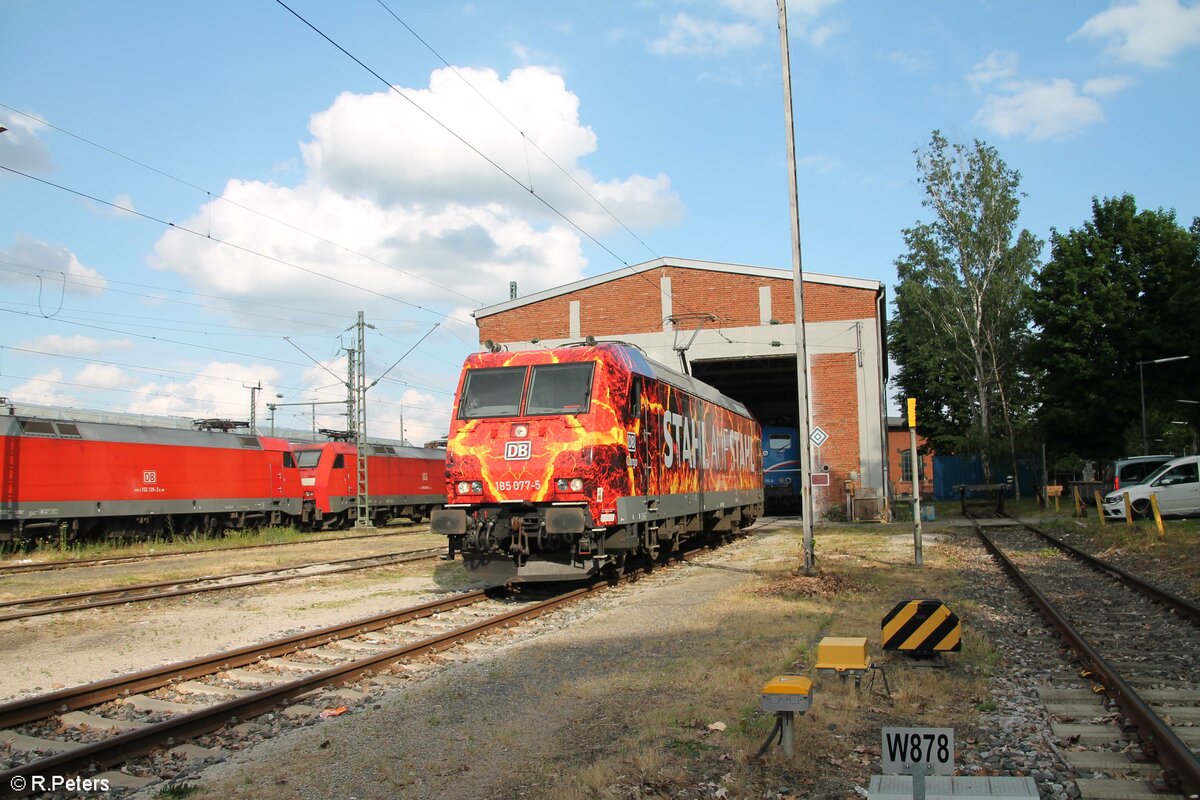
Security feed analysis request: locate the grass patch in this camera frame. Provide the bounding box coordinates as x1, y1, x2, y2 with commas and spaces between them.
536, 525, 995, 799
0, 523, 427, 565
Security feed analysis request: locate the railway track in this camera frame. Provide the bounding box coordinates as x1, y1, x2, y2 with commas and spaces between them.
0, 522, 774, 796
967, 513, 1200, 799
0, 585, 599, 796
0, 525, 430, 575
0, 547, 444, 623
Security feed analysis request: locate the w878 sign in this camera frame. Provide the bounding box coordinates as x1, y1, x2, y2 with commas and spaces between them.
881, 727, 955, 775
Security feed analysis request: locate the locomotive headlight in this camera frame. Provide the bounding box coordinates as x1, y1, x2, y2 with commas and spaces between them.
457, 481, 472, 494
471, 481, 484, 493
556, 478, 569, 491
512, 423, 529, 438
569, 478, 584, 492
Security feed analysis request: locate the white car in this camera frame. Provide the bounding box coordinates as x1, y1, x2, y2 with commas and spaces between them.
1103, 455, 1200, 520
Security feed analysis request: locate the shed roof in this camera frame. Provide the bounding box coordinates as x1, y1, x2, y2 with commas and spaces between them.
473, 256, 882, 320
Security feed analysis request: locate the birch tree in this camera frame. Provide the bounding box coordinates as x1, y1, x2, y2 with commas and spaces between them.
890, 131, 1041, 480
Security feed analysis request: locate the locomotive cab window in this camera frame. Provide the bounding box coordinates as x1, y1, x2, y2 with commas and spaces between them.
460, 367, 526, 419
525, 363, 594, 416
283, 452, 296, 468
768, 433, 793, 450
296, 450, 322, 468
332, 454, 345, 469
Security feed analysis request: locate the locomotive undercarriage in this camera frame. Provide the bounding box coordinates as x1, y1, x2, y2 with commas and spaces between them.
439, 501, 762, 584
1, 505, 312, 546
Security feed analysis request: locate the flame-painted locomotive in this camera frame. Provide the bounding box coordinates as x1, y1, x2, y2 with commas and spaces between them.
431, 342, 763, 582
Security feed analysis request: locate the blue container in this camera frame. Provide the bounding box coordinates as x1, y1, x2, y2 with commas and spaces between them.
920, 504, 937, 522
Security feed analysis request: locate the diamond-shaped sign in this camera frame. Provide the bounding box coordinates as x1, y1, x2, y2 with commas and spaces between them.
809, 426, 829, 447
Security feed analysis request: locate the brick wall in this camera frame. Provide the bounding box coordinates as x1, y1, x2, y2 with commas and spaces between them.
477, 266, 878, 342
811, 352, 859, 513
477, 264, 879, 520
887, 429, 934, 499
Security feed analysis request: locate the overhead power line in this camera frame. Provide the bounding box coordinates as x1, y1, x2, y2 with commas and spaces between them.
0, 101, 485, 307
0, 164, 477, 328
0, 258, 354, 329
375, 0, 662, 264
274, 3, 722, 329
274, 0, 633, 270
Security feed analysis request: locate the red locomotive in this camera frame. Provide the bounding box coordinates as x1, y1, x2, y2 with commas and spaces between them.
431, 342, 763, 582
294, 440, 444, 529
0, 414, 305, 542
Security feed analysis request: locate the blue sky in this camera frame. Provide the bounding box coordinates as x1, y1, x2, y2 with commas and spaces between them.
2, 0, 1198, 444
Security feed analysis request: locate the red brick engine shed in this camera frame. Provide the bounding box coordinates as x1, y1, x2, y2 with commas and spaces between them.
472, 257, 890, 521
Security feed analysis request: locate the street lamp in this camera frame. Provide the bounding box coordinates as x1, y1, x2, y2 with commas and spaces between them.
1139, 356, 1190, 455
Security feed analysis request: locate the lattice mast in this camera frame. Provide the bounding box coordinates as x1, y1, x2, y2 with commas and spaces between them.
351, 312, 370, 527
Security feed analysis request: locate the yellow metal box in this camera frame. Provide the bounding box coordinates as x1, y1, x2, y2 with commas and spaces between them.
814, 636, 869, 672
761, 675, 813, 712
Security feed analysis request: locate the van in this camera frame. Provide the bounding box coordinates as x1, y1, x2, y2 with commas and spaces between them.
1102, 454, 1175, 493
1103, 455, 1200, 519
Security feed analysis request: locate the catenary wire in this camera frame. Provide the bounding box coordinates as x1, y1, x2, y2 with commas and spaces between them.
0, 101, 485, 307
274, 0, 633, 271
272, 2, 721, 330
374, 0, 662, 264
0, 164, 478, 329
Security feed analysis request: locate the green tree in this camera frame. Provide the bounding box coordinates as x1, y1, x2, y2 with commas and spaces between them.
890, 131, 1042, 483
1029, 195, 1200, 461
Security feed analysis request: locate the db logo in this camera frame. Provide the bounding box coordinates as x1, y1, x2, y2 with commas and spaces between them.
504, 441, 532, 461
143, 470, 158, 484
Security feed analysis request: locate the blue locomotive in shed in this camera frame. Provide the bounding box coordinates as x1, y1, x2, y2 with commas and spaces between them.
762, 425, 801, 514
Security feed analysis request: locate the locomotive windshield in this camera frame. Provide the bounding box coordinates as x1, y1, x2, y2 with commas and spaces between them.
525, 362, 594, 415
768, 432, 793, 450
296, 449, 322, 468
460, 367, 526, 418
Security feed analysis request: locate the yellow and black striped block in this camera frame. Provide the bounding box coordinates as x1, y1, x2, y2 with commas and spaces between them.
881, 599, 961, 653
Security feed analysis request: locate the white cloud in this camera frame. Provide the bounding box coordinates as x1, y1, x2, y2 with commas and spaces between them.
151, 66, 682, 324
1083, 75, 1135, 96
973, 79, 1105, 141
112, 193, 137, 214
649, 13, 763, 56
652, 0, 841, 56
77, 364, 136, 390
806, 20, 845, 47
968, 50, 1124, 141
1073, 0, 1200, 68
126, 362, 283, 420
798, 154, 841, 174
877, 49, 933, 73
0, 236, 107, 295
0, 109, 54, 174
17, 334, 134, 356
968, 50, 1019, 90
6, 369, 70, 407
717, 0, 778, 25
